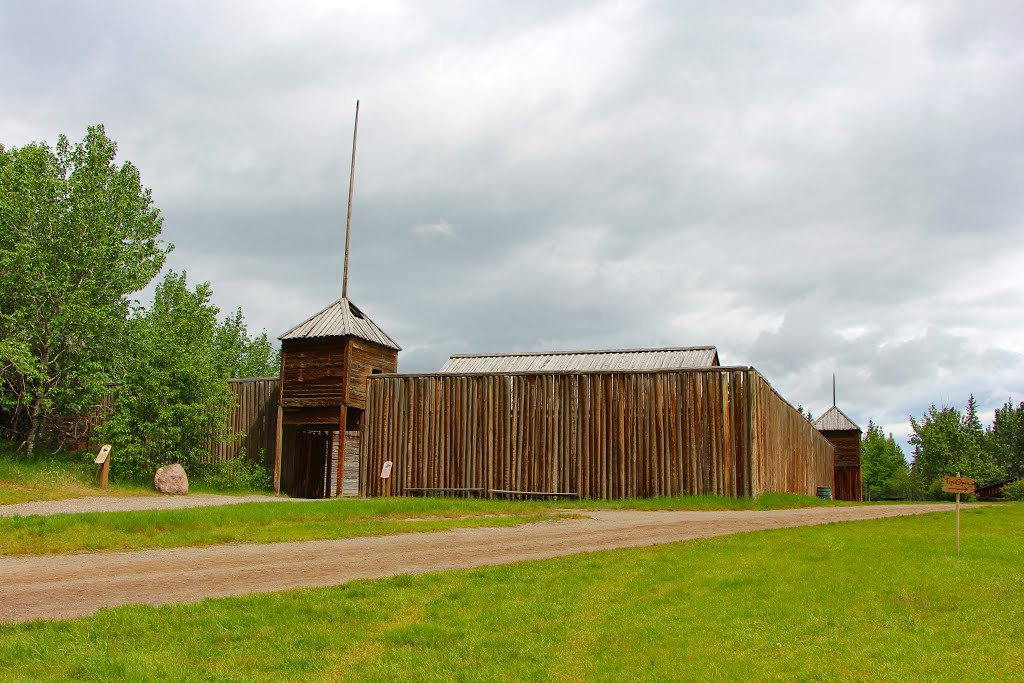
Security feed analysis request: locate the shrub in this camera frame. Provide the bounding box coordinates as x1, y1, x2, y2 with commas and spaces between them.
193, 449, 272, 492
1002, 479, 1024, 501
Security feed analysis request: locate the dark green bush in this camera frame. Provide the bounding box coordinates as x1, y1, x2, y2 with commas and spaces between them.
1002, 479, 1024, 501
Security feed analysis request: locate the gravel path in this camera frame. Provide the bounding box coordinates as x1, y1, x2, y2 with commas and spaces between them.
0, 493, 311, 518
0, 503, 963, 623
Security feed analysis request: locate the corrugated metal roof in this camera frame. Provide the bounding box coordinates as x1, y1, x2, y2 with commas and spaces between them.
813, 406, 861, 432
438, 346, 719, 373
278, 297, 401, 350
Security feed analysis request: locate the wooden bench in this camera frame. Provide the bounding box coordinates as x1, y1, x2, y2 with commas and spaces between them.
404, 487, 486, 498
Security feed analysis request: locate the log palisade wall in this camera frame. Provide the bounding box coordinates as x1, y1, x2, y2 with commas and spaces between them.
205, 378, 280, 467
360, 367, 834, 499
749, 374, 835, 497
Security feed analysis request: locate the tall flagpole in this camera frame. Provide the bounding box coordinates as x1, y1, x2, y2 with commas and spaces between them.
342, 100, 360, 299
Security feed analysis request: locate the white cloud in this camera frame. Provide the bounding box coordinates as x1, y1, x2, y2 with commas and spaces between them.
412, 220, 456, 239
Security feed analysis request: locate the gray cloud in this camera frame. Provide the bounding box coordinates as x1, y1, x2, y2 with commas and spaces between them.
4, 0, 1024, 455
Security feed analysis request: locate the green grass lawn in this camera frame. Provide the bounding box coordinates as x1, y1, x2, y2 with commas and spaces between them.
0, 492, 866, 557
1, 504, 1019, 681
0, 497, 568, 555
559, 491, 851, 511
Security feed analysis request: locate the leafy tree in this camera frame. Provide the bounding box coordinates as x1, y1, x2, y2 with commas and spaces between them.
861, 420, 908, 499
99, 272, 233, 480
213, 308, 280, 378
986, 400, 1024, 480
0, 126, 168, 454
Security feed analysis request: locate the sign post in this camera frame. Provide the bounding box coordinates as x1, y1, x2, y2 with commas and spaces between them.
380, 460, 393, 497
942, 473, 975, 554
94, 445, 112, 490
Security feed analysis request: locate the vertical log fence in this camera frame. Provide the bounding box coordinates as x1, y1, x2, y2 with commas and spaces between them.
361, 367, 834, 499
204, 378, 279, 468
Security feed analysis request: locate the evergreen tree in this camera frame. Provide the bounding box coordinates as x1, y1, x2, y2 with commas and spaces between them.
909, 398, 1001, 494
986, 400, 1024, 480
861, 420, 908, 499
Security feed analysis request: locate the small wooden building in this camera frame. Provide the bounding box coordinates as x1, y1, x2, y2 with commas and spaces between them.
813, 406, 863, 501
273, 297, 400, 498
975, 478, 1020, 501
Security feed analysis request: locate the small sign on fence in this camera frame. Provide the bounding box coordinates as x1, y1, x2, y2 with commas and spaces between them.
381, 460, 393, 497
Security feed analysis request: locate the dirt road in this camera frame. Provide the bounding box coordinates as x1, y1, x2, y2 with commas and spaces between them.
0, 504, 961, 623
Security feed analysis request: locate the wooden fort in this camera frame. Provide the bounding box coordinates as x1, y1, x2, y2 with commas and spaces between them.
273, 297, 399, 498
813, 406, 863, 501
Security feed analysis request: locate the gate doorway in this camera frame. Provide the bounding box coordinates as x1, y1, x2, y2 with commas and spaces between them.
280, 426, 334, 499
278, 426, 362, 499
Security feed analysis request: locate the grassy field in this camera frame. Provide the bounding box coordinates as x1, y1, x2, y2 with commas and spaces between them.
0, 497, 569, 555
0, 492, 857, 556
0, 446, 154, 505
1, 504, 1019, 681
561, 491, 849, 511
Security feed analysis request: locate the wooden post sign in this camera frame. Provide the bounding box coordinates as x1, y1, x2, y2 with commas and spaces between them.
381, 460, 393, 497
943, 473, 975, 554
94, 444, 112, 490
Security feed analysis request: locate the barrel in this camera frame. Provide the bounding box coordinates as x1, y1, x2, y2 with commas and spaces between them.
816, 487, 833, 500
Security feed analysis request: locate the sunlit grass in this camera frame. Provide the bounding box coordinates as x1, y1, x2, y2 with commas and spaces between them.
0, 496, 566, 555
1, 505, 1019, 681
0, 442, 152, 505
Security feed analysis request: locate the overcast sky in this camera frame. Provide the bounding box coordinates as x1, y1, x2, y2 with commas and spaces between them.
4, 1, 1023, 451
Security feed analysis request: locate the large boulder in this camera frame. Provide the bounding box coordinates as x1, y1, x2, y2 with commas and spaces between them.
154, 463, 189, 495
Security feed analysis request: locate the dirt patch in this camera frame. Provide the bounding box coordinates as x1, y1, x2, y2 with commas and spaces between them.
0, 504, 966, 623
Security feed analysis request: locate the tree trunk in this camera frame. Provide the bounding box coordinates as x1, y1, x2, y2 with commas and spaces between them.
24, 395, 44, 458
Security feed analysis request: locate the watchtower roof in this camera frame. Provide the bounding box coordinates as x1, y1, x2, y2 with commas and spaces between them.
813, 406, 860, 432
278, 297, 401, 350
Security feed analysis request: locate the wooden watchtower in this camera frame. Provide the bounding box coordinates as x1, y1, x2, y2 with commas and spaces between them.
273, 297, 400, 497
271, 100, 402, 497
813, 405, 863, 501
